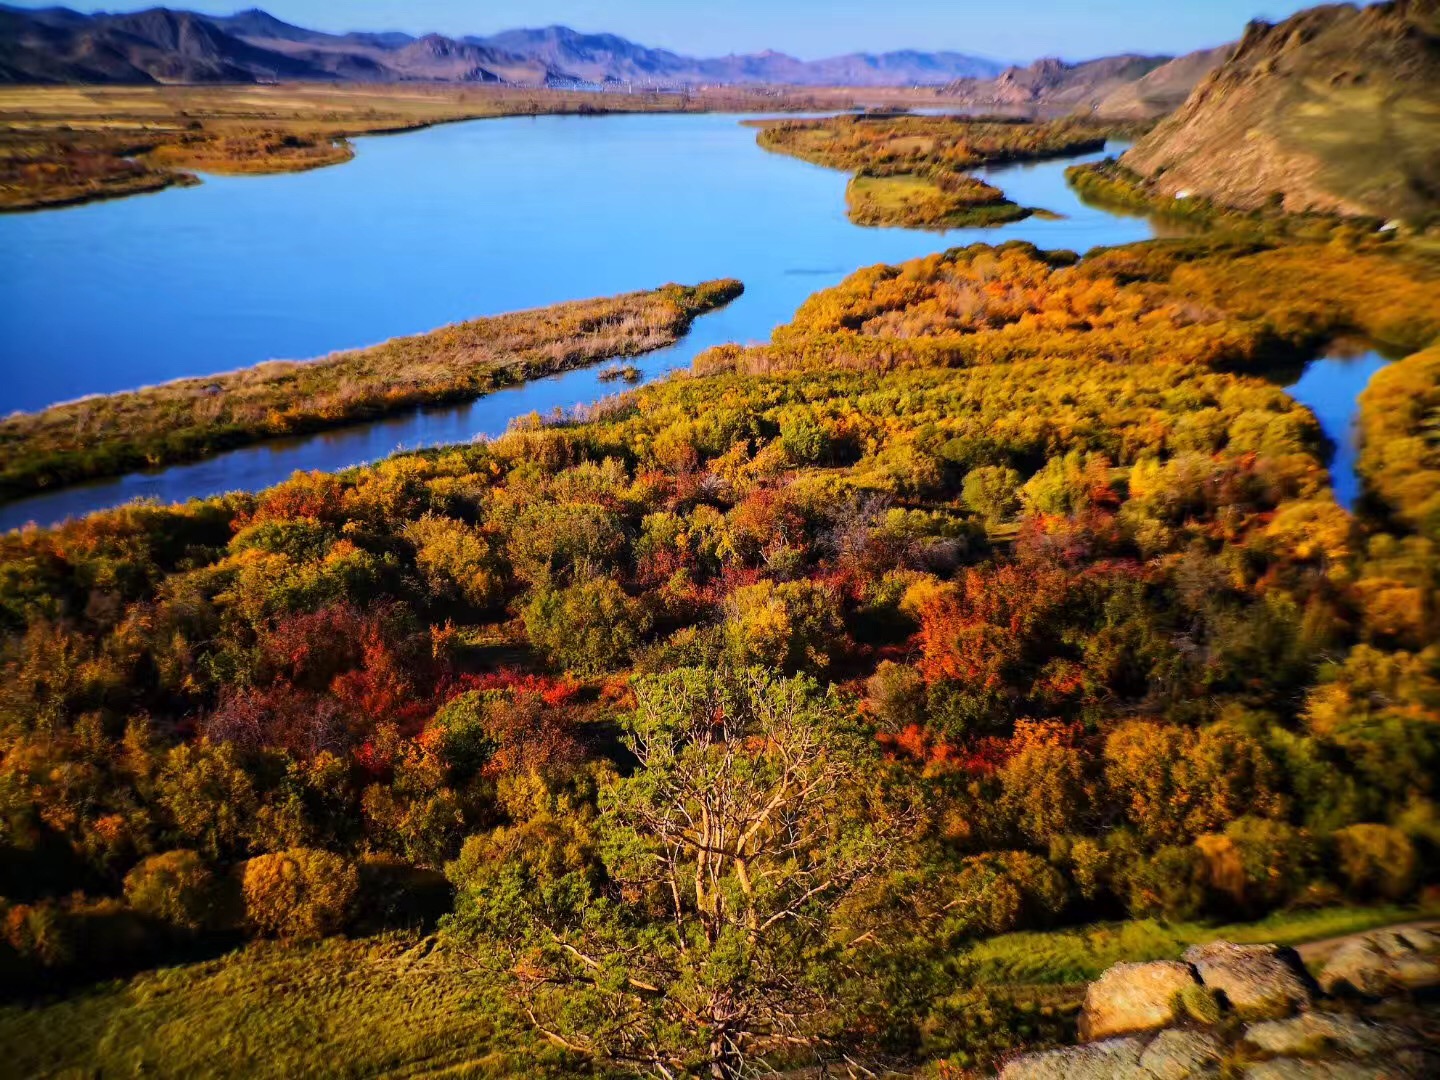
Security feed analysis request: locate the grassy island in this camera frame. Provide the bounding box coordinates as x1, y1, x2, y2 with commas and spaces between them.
847, 171, 1031, 229
753, 113, 1111, 229
0, 279, 743, 500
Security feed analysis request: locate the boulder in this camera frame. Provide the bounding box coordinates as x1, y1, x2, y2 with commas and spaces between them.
1243, 1010, 1420, 1057
1078, 960, 1200, 1040
1318, 928, 1440, 997
1182, 941, 1314, 1019
1242, 1052, 1439, 1079
1137, 1028, 1227, 1080
998, 1037, 1149, 1080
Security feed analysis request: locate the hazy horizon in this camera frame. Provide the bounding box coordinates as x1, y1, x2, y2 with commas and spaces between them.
4, 0, 1347, 63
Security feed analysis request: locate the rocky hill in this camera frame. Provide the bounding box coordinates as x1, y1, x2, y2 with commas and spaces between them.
0, 6, 325, 82
1123, 0, 1440, 224
1001, 928, 1440, 1078
1092, 46, 1234, 119
940, 49, 1228, 118
0, 5, 1002, 87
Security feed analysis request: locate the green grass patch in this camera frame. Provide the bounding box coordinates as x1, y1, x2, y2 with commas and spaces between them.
0, 934, 561, 1079
846, 173, 1030, 230
961, 905, 1426, 986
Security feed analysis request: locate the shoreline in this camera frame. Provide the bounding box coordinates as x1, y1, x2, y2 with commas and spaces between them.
0, 280, 744, 504
0, 83, 918, 214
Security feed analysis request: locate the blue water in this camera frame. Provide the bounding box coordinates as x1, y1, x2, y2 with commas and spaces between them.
1285, 343, 1392, 509
0, 112, 1384, 529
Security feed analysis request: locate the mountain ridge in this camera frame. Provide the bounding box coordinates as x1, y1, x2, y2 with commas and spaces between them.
0, 5, 1006, 86
939, 48, 1230, 118
1123, 0, 1440, 222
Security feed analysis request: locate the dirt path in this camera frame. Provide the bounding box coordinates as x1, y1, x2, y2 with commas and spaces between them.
1295, 919, 1440, 967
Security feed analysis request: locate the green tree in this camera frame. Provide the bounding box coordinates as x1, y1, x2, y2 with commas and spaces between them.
123, 849, 220, 934
962, 465, 1022, 526
722, 579, 846, 675
523, 577, 647, 676
241, 848, 358, 940
999, 722, 1088, 846
450, 668, 909, 1079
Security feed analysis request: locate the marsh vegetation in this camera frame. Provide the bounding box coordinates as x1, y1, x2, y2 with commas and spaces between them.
754, 113, 1113, 228
0, 280, 743, 500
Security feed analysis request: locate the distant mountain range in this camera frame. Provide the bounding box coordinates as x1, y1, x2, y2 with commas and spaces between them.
940, 48, 1233, 119
0, 6, 1007, 86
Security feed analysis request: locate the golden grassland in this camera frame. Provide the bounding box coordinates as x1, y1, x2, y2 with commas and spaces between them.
0, 279, 743, 500
0, 83, 926, 212
752, 113, 1114, 229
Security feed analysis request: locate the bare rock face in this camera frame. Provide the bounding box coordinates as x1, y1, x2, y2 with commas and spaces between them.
1243, 1010, 1421, 1057
1137, 1029, 1227, 1080
997, 932, 1440, 1079
1241, 1052, 1440, 1079
1318, 928, 1440, 997
1077, 960, 1200, 1040
1183, 942, 1314, 1019
997, 1036, 1149, 1080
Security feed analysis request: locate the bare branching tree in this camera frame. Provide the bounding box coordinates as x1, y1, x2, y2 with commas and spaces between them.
454, 667, 911, 1079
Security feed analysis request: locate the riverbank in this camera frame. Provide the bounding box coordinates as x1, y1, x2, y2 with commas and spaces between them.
0, 279, 742, 501
0, 83, 894, 213
752, 113, 1112, 228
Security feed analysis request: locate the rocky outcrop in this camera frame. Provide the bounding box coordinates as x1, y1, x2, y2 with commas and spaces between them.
939, 51, 1222, 119
999, 930, 1440, 1079
1240, 1053, 1440, 1079
1243, 1010, 1420, 1057
1181, 942, 1314, 1019
1077, 960, 1199, 1040
1318, 926, 1440, 996
1123, 0, 1440, 223
1137, 1029, 1227, 1080
997, 1036, 1148, 1080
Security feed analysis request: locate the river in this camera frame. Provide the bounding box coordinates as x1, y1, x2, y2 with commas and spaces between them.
0, 112, 1386, 529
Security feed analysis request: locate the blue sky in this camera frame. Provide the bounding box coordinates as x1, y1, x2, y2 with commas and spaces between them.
14, 1, 1336, 61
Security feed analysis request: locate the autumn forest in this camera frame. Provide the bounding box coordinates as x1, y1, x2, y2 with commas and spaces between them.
4, 3, 1440, 1076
